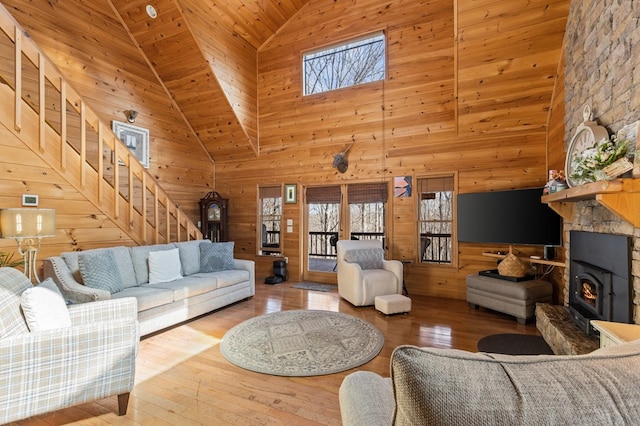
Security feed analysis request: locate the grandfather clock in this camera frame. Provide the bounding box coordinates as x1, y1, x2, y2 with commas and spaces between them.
199, 191, 228, 242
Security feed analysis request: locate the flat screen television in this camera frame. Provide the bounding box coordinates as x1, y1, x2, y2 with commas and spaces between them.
457, 187, 562, 246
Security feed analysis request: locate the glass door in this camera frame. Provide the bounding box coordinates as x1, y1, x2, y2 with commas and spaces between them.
304, 186, 342, 283
303, 182, 389, 283
347, 183, 387, 245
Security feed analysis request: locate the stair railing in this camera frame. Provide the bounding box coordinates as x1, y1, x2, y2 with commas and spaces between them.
0, 5, 202, 245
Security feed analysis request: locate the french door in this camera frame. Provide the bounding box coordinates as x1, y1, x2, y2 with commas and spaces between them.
303, 182, 389, 283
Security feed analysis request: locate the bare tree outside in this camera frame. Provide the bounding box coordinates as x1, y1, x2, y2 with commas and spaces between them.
259, 188, 282, 255
307, 203, 340, 262
261, 197, 281, 241
419, 191, 453, 264
349, 203, 384, 237
306, 184, 387, 271
304, 32, 385, 96
308, 204, 340, 235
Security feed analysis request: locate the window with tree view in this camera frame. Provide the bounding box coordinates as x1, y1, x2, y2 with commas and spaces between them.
259, 186, 282, 256
303, 32, 386, 96
417, 176, 454, 264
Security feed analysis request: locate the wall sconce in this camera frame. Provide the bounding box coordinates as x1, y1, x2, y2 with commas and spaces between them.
126, 110, 138, 123
0, 208, 56, 283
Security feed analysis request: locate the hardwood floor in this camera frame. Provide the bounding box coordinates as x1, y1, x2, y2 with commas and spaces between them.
14, 282, 542, 425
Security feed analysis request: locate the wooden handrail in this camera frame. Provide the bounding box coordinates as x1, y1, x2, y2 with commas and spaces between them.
0, 5, 201, 244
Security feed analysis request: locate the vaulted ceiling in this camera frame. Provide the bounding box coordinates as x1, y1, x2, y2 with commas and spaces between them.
107, 0, 310, 160
4, 0, 310, 162
3, 0, 568, 166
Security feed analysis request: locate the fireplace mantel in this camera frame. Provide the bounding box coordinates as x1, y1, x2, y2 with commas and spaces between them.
542, 178, 640, 227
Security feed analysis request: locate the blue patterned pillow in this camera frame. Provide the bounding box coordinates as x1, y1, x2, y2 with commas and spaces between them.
343, 248, 384, 270
200, 242, 235, 272
78, 250, 124, 293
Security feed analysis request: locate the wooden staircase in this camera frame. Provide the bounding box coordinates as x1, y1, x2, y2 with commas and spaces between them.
0, 5, 201, 245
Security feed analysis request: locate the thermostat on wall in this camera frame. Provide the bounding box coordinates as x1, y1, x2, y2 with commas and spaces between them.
22, 194, 38, 206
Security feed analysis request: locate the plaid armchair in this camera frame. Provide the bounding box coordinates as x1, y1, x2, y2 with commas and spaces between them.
0, 267, 139, 423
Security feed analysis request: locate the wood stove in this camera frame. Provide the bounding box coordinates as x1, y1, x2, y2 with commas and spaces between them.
569, 231, 632, 335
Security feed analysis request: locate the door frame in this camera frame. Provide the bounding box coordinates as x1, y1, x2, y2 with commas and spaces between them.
302, 180, 391, 283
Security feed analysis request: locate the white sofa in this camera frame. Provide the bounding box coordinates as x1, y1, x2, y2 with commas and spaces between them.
44, 240, 254, 336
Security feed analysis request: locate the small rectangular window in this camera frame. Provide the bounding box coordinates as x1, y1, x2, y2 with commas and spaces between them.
303, 32, 386, 96
258, 186, 282, 256
417, 176, 455, 264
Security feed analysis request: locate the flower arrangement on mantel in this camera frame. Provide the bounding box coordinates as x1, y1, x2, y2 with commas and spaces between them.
569, 135, 635, 186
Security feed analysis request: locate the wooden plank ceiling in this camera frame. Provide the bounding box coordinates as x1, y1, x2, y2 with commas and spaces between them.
106, 0, 309, 162
3, 0, 567, 166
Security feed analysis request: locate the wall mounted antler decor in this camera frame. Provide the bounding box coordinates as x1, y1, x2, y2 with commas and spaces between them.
332, 143, 354, 173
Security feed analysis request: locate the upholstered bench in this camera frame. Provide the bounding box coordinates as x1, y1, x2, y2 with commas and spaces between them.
375, 294, 411, 315
466, 274, 552, 324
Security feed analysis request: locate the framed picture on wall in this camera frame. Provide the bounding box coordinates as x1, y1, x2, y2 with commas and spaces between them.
394, 176, 412, 197
112, 120, 150, 168
285, 184, 297, 204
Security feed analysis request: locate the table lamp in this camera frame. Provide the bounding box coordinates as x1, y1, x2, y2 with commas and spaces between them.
0, 208, 56, 283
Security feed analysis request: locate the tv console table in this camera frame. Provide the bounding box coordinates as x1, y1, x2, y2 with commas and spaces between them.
482, 251, 565, 268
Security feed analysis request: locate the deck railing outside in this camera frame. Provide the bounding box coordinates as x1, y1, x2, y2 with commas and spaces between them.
420, 232, 452, 263
308, 231, 385, 259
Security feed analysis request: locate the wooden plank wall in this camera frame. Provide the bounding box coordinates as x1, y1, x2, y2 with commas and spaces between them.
215, 0, 570, 299
0, 125, 136, 277
0, 0, 571, 300
2, 0, 215, 224
547, 42, 567, 172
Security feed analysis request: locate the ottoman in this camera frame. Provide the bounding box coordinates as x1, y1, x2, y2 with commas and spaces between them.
466, 274, 552, 324
375, 294, 411, 315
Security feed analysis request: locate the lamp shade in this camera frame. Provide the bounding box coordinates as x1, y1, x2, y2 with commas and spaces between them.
0, 208, 56, 238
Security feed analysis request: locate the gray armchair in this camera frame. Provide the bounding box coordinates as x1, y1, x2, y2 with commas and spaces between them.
336, 239, 403, 306
0, 267, 139, 423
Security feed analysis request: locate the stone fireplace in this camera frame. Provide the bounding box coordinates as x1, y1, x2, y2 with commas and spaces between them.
562, 201, 639, 322
568, 230, 633, 335
536, 201, 639, 355
538, 1, 640, 354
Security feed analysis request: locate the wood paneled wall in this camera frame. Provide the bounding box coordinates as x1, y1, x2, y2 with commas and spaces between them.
0, 0, 570, 300
0, 127, 135, 277
2, 0, 214, 223
215, 0, 570, 299
547, 41, 566, 172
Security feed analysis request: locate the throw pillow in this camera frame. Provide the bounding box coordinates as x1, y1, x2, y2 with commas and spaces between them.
148, 248, 183, 284
200, 242, 235, 273
129, 243, 175, 285
78, 250, 124, 293
174, 240, 211, 275
0, 268, 32, 338
21, 278, 71, 332
61, 246, 137, 288
343, 248, 384, 269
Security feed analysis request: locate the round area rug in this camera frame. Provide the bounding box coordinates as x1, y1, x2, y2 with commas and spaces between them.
220, 310, 384, 376
477, 333, 554, 355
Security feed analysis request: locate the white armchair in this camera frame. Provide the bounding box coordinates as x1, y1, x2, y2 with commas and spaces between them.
0, 267, 139, 423
336, 239, 403, 306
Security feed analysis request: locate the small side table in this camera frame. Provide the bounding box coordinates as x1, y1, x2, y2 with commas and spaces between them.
590, 320, 640, 348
